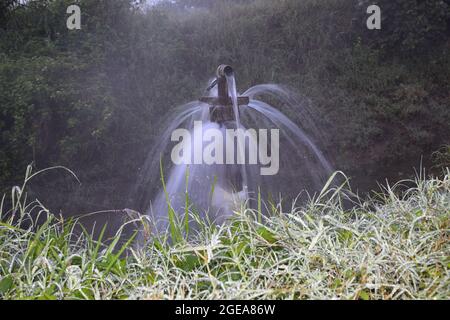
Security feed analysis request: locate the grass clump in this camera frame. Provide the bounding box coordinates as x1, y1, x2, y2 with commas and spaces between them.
0, 167, 449, 300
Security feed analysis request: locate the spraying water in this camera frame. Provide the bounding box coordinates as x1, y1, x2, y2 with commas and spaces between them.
133, 65, 333, 236
226, 73, 249, 200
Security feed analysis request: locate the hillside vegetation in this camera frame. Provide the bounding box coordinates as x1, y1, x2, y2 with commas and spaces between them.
1, 1, 449, 299
0, 0, 449, 215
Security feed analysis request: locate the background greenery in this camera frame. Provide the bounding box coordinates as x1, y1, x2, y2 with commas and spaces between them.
0, 0, 449, 218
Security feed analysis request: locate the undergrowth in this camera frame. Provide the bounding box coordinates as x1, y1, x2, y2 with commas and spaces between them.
0, 166, 449, 300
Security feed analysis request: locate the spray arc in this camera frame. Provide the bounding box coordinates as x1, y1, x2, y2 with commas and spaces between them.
134, 65, 333, 235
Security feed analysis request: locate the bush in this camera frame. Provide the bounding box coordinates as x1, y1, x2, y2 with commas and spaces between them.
0, 168, 449, 299
356, 0, 450, 55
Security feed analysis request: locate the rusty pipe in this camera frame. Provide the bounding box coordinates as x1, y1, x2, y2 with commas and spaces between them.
216, 65, 233, 102
216, 64, 234, 78
199, 65, 249, 123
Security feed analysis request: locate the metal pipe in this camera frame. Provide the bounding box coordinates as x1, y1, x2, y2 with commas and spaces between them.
216, 65, 234, 78
217, 65, 233, 104
199, 65, 249, 123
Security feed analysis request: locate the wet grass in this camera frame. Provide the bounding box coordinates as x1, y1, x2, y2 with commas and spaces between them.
0, 167, 449, 299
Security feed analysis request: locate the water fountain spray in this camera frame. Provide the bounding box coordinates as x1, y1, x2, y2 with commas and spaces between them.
133, 64, 333, 237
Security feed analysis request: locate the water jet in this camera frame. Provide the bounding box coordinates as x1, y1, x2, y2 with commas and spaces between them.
134, 65, 333, 236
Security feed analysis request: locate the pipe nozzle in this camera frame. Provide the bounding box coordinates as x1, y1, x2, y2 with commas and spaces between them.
217, 65, 233, 78
199, 64, 249, 123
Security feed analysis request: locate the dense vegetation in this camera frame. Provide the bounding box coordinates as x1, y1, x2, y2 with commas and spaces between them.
0, 168, 448, 299
0, 0, 449, 301
1, 0, 449, 218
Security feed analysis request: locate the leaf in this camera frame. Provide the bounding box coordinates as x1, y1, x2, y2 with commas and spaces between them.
175, 254, 202, 272
38, 293, 57, 300
257, 227, 277, 244
338, 230, 353, 243
0, 275, 13, 294
359, 290, 370, 300
103, 231, 137, 277
74, 288, 94, 300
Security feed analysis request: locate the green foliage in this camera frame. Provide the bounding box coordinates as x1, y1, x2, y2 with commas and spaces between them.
356, 0, 450, 55
0, 168, 449, 299
433, 145, 450, 170
0, 0, 135, 200
0, 0, 449, 213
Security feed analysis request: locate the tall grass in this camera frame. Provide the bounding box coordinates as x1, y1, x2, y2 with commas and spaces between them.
0, 167, 449, 299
